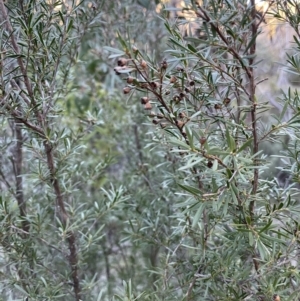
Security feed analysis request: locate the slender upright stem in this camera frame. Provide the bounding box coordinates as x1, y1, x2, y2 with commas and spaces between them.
249, 0, 259, 220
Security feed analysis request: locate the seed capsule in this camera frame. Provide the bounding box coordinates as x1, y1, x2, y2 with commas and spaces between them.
200, 137, 207, 145
140, 60, 147, 69
176, 65, 184, 72
214, 104, 222, 110
161, 59, 168, 70
118, 58, 127, 67
207, 161, 213, 168
141, 97, 149, 104
223, 98, 231, 105
177, 120, 184, 128
127, 77, 134, 84
123, 86, 131, 94
170, 75, 177, 84
144, 102, 152, 110
150, 81, 159, 89
149, 111, 156, 118
179, 112, 186, 119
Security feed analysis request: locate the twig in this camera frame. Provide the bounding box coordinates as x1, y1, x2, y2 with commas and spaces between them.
255, 77, 269, 87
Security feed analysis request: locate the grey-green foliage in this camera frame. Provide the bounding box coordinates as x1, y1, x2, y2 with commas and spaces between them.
0, 0, 127, 300
0, 0, 174, 300
107, 0, 300, 300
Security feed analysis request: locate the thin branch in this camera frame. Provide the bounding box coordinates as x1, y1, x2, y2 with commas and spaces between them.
248, 0, 260, 275
44, 141, 81, 301
196, 6, 252, 79
14, 120, 30, 234
249, 0, 259, 218
255, 77, 269, 88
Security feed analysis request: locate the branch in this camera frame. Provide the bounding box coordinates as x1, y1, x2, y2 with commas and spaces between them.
44, 141, 81, 301
196, 6, 253, 79
14, 120, 30, 234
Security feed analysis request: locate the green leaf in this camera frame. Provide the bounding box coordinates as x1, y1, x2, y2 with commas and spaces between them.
185, 125, 194, 150
237, 138, 253, 153
225, 128, 236, 152
187, 43, 197, 53
178, 183, 202, 197
192, 203, 206, 228
169, 137, 190, 149
212, 159, 218, 171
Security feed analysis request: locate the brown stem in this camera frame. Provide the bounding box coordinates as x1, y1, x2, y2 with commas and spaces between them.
44, 141, 81, 300
248, 0, 259, 219
247, 0, 260, 275
186, 265, 202, 300
196, 6, 252, 80
14, 120, 30, 234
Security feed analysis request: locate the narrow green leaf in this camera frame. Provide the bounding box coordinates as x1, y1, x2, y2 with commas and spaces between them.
237, 138, 253, 153
187, 43, 197, 53
178, 183, 202, 197
185, 125, 194, 150
249, 231, 254, 246
212, 159, 218, 171
279, 99, 289, 121
192, 203, 205, 228
169, 137, 190, 149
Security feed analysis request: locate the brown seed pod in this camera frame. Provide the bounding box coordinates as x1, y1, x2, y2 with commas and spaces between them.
170, 75, 177, 84
140, 60, 147, 69
214, 104, 222, 110
179, 92, 185, 99
123, 86, 131, 94
200, 137, 207, 145
173, 95, 180, 102
179, 112, 186, 119
161, 59, 168, 70
141, 97, 149, 104
127, 76, 134, 84
189, 80, 195, 86
176, 120, 184, 128
150, 81, 159, 89
185, 87, 191, 93
140, 82, 148, 89
165, 89, 170, 95
157, 113, 164, 119
149, 111, 156, 118
118, 57, 128, 67
207, 161, 213, 168
152, 119, 160, 125
273, 295, 280, 301
160, 123, 167, 129
223, 98, 231, 105
144, 102, 152, 110
176, 65, 184, 72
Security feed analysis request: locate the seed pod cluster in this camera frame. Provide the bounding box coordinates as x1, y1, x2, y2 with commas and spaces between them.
112, 47, 232, 143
